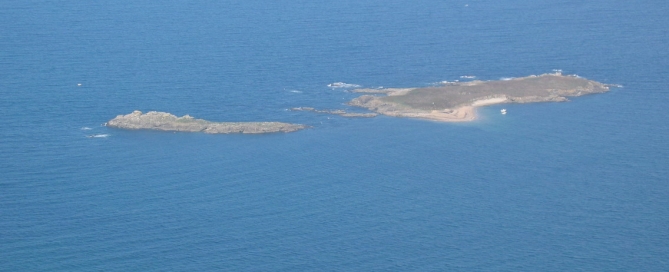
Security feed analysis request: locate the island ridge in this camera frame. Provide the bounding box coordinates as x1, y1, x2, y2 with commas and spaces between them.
106, 111, 306, 134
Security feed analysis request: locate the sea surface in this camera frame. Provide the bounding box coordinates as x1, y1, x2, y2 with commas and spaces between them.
1, 1, 668, 271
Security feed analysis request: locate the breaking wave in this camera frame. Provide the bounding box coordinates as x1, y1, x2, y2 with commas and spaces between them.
327, 82, 361, 88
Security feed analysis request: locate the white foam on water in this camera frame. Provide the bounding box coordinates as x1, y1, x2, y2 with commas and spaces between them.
433, 80, 459, 85
81, 127, 92, 130
87, 134, 110, 138
327, 82, 361, 88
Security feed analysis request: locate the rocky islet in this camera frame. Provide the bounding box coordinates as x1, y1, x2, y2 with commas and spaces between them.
106, 111, 306, 134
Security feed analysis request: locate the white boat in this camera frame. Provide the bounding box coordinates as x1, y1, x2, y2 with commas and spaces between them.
501, 109, 507, 114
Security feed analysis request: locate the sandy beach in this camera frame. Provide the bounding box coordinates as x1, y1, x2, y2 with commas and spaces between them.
471, 97, 509, 106
393, 106, 476, 122
418, 97, 509, 122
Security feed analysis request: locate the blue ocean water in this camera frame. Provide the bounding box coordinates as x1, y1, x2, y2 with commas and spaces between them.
1, 0, 668, 271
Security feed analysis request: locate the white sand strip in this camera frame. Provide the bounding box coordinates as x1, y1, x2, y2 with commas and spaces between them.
471, 97, 508, 106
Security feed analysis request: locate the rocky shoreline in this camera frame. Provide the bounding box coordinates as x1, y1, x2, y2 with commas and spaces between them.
106, 111, 306, 134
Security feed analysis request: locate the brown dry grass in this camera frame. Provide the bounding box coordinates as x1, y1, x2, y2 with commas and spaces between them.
380, 74, 608, 110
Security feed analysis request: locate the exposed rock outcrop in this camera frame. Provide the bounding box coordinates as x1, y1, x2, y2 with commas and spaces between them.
107, 111, 306, 134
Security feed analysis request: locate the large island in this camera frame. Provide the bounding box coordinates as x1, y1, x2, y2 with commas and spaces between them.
348, 73, 613, 122
107, 111, 306, 134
